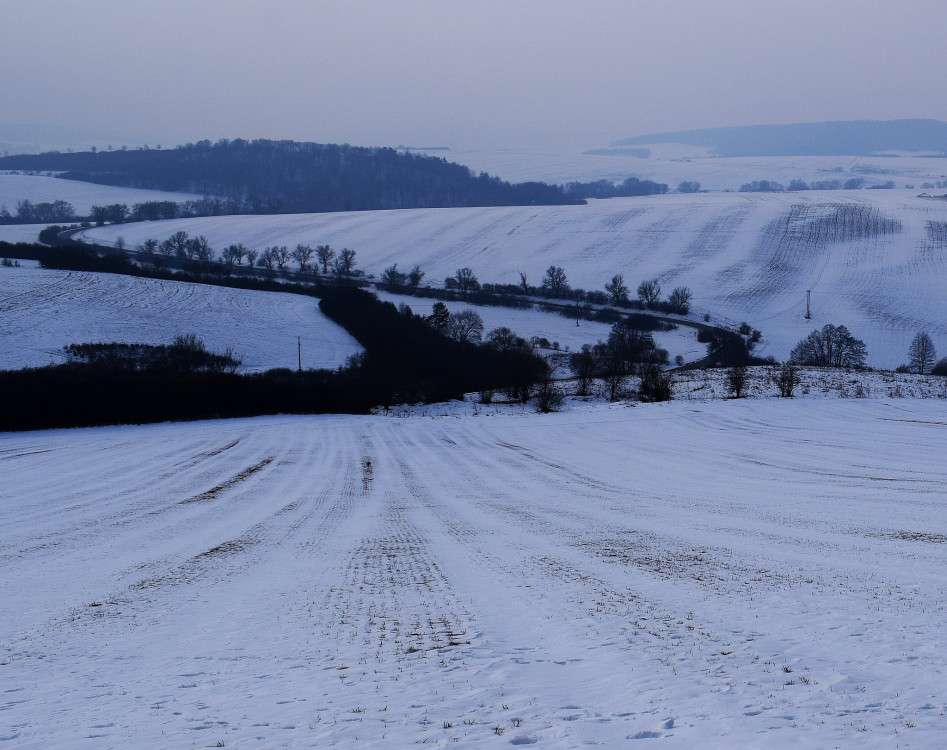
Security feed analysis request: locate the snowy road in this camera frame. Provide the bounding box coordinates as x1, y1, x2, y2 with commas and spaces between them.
2, 400, 946, 747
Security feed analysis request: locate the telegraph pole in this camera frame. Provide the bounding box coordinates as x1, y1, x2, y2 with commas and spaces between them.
805, 290, 811, 320
297, 336, 302, 371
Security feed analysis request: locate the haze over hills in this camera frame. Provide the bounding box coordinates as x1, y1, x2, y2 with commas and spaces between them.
604, 119, 947, 157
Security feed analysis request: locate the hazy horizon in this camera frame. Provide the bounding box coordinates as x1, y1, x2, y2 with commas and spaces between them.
3, 0, 947, 153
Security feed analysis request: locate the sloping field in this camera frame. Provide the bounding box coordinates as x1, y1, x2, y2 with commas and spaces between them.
0, 172, 206, 215
82, 190, 947, 366
419, 147, 947, 192
0, 263, 360, 371
2, 399, 945, 747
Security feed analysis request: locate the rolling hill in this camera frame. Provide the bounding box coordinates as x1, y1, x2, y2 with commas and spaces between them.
80, 189, 947, 368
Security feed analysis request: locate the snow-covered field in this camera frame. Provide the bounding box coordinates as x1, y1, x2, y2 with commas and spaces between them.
0, 224, 47, 244
414, 146, 947, 193
80, 189, 947, 367
0, 262, 360, 371
0, 172, 207, 216
2, 397, 946, 748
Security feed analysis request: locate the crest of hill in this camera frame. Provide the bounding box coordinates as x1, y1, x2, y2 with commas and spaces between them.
0, 139, 582, 214
610, 119, 947, 157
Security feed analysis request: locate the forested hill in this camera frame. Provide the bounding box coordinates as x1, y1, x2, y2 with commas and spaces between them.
0, 139, 582, 213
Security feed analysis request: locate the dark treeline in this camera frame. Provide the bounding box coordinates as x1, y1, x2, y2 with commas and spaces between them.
0, 239, 334, 298
0, 139, 584, 214
319, 288, 547, 407
0, 199, 77, 224
0, 366, 368, 432
0, 258, 549, 429
564, 177, 668, 199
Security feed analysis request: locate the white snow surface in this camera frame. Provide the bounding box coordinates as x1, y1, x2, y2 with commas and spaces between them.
0, 225, 44, 244
2, 397, 946, 748
80, 189, 947, 367
0, 263, 360, 371
412, 146, 947, 193
0, 172, 207, 215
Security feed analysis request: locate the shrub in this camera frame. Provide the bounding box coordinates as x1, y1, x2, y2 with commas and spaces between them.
775, 362, 798, 397
726, 366, 748, 398
639, 365, 673, 402
534, 373, 565, 413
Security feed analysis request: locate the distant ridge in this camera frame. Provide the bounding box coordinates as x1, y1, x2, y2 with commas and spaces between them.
611, 119, 947, 157
0, 139, 581, 213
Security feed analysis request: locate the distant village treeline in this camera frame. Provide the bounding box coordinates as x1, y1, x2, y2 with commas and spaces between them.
0, 139, 671, 215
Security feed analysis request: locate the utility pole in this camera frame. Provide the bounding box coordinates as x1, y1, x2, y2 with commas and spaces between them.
805, 290, 811, 320
297, 336, 302, 371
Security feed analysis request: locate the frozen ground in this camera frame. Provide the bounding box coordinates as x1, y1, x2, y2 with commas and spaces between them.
0, 225, 45, 244
1, 397, 946, 748
411, 146, 947, 193
80, 189, 947, 367
0, 262, 360, 371
0, 172, 206, 215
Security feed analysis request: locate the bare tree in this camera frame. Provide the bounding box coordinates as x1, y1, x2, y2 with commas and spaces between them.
381, 263, 407, 287
637, 278, 662, 307
451, 267, 479, 299
639, 364, 673, 402
541, 265, 569, 298
534, 370, 565, 413
89, 204, 110, 226
194, 236, 215, 262
596, 343, 629, 402
257, 248, 275, 270
486, 326, 525, 353
774, 362, 799, 397
791, 324, 867, 368
332, 248, 357, 277
408, 264, 425, 287
518, 271, 530, 294
270, 245, 291, 269
166, 230, 190, 258
605, 274, 629, 306
137, 238, 159, 256
726, 366, 748, 398
221, 244, 245, 266
908, 331, 937, 374
316, 245, 335, 274
569, 343, 597, 395
668, 286, 692, 315
446, 310, 485, 344
244, 248, 259, 267
291, 243, 314, 271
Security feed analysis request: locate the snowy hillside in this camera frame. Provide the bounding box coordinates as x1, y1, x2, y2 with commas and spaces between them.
0, 172, 206, 215
81, 189, 947, 367
0, 262, 360, 371
2, 398, 946, 747
401, 146, 947, 193
413, 146, 947, 193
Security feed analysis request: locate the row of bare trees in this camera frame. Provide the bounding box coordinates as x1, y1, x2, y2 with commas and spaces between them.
135, 233, 361, 277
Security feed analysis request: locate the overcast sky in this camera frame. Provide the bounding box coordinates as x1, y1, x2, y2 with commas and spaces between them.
3, 0, 946, 152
